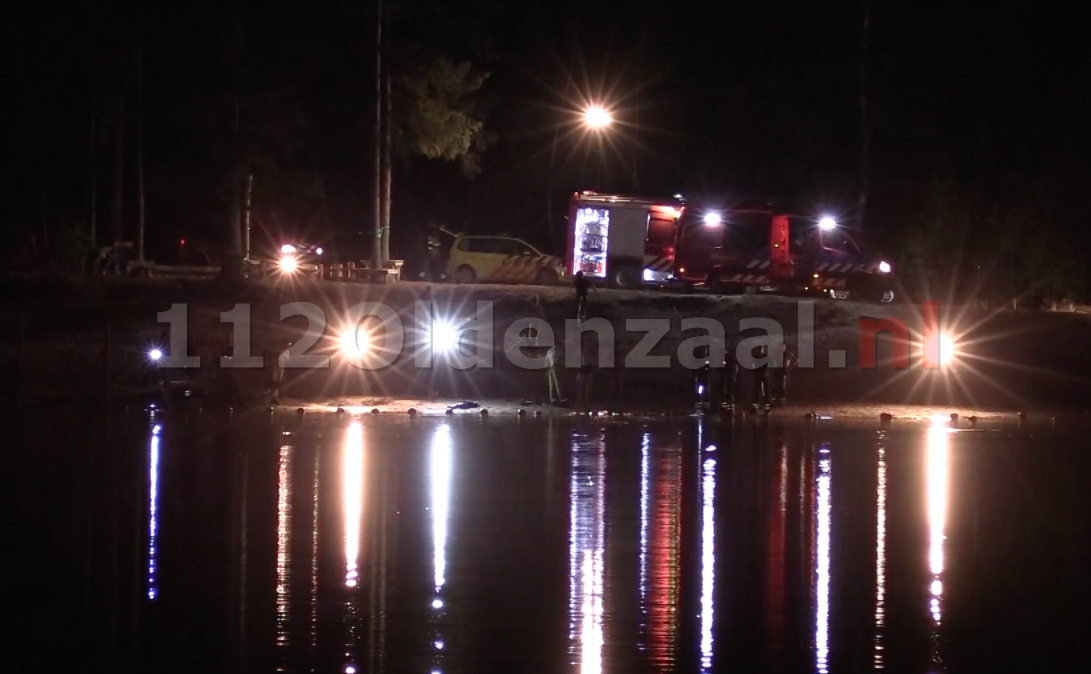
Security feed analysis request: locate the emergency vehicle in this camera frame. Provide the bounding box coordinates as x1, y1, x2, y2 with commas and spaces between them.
445, 233, 566, 285
673, 207, 895, 302
564, 191, 684, 288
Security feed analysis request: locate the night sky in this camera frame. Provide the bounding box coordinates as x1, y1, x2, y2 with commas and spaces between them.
3, 0, 1089, 276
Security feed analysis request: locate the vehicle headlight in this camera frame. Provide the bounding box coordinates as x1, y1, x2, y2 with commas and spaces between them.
280, 244, 296, 254
878, 260, 891, 274
279, 255, 298, 273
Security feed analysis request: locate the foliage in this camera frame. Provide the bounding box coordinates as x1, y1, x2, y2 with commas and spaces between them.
393, 57, 490, 175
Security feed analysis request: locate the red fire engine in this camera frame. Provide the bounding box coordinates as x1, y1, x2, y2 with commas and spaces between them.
564, 191, 684, 289
673, 206, 896, 302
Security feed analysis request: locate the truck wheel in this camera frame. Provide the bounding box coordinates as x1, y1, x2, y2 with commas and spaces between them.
535, 268, 559, 286
612, 265, 639, 289
831, 290, 850, 300
454, 265, 477, 284
880, 290, 895, 304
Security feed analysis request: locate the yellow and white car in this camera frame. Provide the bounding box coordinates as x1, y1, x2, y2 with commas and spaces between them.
446, 235, 565, 285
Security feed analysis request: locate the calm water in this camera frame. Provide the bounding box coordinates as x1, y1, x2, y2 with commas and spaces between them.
13, 409, 1091, 672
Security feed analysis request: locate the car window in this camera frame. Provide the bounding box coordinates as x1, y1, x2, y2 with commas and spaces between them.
508, 240, 536, 256
789, 217, 817, 255
646, 216, 674, 246
459, 238, 498, 254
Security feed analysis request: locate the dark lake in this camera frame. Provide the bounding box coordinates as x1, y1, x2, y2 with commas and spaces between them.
13, 409, 1091, 673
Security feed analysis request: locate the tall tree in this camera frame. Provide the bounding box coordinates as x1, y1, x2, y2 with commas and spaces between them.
371, 0, 494, 264
858, 0, 872, 228
135, 41, 145, 263
221, 0, 245, 278
110, 95, 124, 244
371, 0, 383, 268
380, 66, 392, 263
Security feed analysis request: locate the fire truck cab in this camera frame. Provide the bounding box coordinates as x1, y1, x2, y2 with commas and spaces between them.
674, 206, 895, 302
565, 191, 684, 289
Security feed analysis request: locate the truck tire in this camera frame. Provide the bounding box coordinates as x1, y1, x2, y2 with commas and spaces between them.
612, 264, 640, 289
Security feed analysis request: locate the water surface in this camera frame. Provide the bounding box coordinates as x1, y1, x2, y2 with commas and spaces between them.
15, 409, 1091, 672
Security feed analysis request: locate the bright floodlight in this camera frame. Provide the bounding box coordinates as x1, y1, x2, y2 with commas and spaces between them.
925, 333, 957, 368
430, 321, 461, 354
704, 212, 722, 226
879, 260, 892, 273
148, 348, 163, 362
819, 216, 838, 231
583, 106, 612, 129
340, 326, 367, 357
280, 244, 296, 254
316, 247, 323, 255
279, 255, 298, 273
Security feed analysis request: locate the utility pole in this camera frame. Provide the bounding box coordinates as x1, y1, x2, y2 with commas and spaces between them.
370, 0, 383, 269
136, 34, 145, 263
90, 23, 97, 251
858, 0, 872, 228
632, 104, 639, 193
223, 0, 244, 278
380, 67, 392, 265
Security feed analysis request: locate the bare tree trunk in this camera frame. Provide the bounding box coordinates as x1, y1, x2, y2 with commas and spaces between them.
858, 0, 872, 228
632, 104, 639, 192
243, 172, 253, 261
223, 0, 244, 278
112, 97, 125, 244
380, 66, 392, 265
370, 0, 383, 268
90, 28, 97, 251
136, 45, 145, 263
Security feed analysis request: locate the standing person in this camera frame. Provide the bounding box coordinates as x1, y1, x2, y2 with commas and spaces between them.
770, 341, 797, 406
573, 271, 591, 320
722, 339, 740, 412
425, 234, 444, 281
546, 342, 568, 406
693, 344, 711, 411
268, 340, 289, 405
752, 343, 771, 412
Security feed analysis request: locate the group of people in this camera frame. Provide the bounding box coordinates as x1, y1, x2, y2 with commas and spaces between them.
545, 272, 796, 411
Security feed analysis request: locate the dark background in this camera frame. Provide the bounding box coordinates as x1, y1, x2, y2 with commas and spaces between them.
3, 0, 1088, 299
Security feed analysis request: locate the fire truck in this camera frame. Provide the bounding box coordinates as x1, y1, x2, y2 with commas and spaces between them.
564, 191, 684, 289
673, 206, 896, 302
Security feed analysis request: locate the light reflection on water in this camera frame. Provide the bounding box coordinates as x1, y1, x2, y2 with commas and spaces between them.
647, 434, 682, 669
928, 419, 950, 671
430, 424, 452, 673
342, 421, 364, 674
569, 430, 606, 674
875, 435, 888, 669
309, 438, 320, 655
766, 438, 789, 662
815, 446, 832, 674
699, 450, 716, 672
275, 435, 293, 655
638, 432, 650, 622
146, 418, 161, 601
106, 413, 1082, 674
